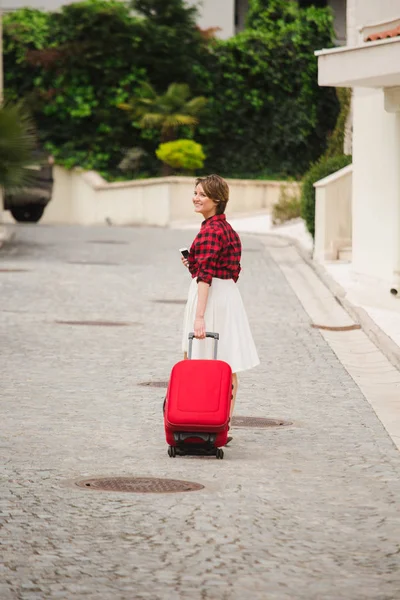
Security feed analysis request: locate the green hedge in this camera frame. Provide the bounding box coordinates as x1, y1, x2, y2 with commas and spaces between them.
3, 0, 340, 180
301, 154, 352, 238
199, 1, 340, 176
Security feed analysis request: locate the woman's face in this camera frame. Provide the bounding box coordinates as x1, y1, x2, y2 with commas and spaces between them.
192, 184, 217, 219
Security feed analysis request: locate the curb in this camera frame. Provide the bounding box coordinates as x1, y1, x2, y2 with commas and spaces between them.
0, 225, 15, 249
262, 231, 400, 373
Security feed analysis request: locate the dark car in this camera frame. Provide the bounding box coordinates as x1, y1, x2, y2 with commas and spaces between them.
4, 155, 54, 223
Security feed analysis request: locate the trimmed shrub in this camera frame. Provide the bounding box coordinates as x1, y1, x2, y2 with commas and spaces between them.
156, 139, 205, 172
301, 154, 352, 238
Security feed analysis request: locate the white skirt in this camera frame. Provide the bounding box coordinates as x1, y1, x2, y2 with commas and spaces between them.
181, 278, 260, 374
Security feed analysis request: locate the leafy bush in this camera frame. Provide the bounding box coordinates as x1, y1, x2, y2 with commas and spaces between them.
301, 154, 352, 238
199, 0, 339, 176
323, 88, 352, 159
272, 184, 301, 225
156, 139, 205, 172
3, 0, 340, 180
3, 1, 149, 177
129, 0, 213, 93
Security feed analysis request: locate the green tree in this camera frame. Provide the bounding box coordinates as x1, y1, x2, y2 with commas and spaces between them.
0, 103, 37, 189
121, 82, 207, 173
4, 0, 147, 176
120, 82, 207, 143
130, 0, 213, 92
199, 0, 339, 177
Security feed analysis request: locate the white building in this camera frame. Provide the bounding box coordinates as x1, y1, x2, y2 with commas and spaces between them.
315, 0, 400, 294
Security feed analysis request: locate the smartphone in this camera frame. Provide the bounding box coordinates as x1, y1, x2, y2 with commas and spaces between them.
179, 247, 190, 259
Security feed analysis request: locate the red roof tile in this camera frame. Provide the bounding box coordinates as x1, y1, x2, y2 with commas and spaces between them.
365, 24, 400, 42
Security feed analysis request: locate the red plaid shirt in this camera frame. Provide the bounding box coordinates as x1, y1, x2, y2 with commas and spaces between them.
188, 214, 241, 285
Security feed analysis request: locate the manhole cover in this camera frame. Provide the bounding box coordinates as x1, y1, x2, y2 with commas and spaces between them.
232, 416, 292, 428
139, 381, 169, 388
87, 240, 129, 245
153, 300, 187, 305
68, 261, 120, 266
311, 323, 361, 331
55, 320, 133, 327
0, 268, 29, 272
75, 477, 204, 493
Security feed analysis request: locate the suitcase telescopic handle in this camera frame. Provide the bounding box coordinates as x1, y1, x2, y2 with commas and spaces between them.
188, 332, 219, 360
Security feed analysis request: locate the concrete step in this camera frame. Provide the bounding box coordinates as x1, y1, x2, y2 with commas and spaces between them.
338, 246, 352, 262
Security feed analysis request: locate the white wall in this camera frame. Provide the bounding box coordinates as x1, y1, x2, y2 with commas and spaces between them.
36, 168, 299, 227
329, 0, 346, 45
186, 0, 234, 39
314, 164, 352, 262
344, 0, 400, 288
351, 87, 400, 285
347, 0, 400, 46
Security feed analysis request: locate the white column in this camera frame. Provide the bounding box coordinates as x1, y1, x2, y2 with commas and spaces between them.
352, 87, 400, 290
384, 87, 400, 294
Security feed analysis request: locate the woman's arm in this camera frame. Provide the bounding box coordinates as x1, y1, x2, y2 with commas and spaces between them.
194, 281, 210, 339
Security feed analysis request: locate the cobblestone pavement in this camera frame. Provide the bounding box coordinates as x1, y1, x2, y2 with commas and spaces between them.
1, 224, 400, 600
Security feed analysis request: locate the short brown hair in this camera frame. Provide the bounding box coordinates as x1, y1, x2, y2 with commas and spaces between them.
195, 174, 229, 215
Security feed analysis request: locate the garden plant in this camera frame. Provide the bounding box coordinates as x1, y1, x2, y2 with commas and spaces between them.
3, 0, 340, 181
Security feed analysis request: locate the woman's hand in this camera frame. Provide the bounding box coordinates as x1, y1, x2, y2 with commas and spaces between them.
181, 256, 189, 268
194, 317, 206, 339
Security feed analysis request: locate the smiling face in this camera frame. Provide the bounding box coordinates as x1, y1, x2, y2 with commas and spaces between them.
192, 183, 217, 220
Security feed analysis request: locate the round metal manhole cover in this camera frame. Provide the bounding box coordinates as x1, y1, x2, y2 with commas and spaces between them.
68, 261, 120, 266
87, 240, 129, 245
139, 381, 169, 388
311, 323, 361, 332
232, 416, 292, 428
55, 320, 134, 327
0, 268, 30, 272
75, 477, 204, 493
153, 299, 187, 305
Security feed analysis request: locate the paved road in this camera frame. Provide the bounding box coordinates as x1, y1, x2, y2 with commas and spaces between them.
1, 224, 400, 600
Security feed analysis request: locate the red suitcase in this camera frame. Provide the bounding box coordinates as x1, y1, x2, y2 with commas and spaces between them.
164, 332, 232, 459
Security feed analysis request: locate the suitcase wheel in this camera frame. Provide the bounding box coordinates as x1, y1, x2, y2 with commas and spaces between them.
168, 446, 177, 458
216, 448, 224, 460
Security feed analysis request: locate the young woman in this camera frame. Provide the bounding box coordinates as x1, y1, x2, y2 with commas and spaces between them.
181, 174, 259, 433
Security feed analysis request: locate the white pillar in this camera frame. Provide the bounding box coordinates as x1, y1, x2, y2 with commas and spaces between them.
352, 87, 400, 290
384, 87, 400, 294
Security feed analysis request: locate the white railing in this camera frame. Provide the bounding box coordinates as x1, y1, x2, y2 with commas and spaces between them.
313, 164, 353, 261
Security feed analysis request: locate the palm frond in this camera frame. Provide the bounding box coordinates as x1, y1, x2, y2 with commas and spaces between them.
117, 102, 132, 111
184, 96, 208, 115
137, 81, 158, 100
163, 114, 199, 129
166, 83, 191, 104
0, 103, 37, 190
121, 81, 208, 139
139, 113, 165, 129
